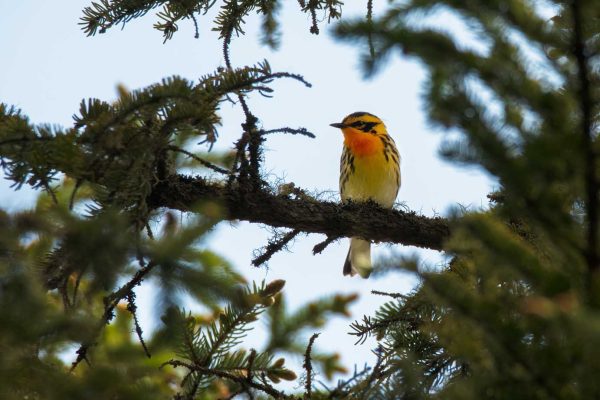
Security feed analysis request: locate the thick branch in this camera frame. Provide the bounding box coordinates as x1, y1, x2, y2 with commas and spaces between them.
148, 175, 450, 251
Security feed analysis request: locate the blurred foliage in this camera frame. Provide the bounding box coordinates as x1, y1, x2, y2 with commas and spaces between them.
0, 183, 356, 398
330, 0, 600, 398
1, 0, 599, 399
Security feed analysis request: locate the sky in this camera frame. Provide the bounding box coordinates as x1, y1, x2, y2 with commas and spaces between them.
0, 0, 493, 387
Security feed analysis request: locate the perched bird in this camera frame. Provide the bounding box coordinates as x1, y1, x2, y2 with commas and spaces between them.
330, 112, 401, 278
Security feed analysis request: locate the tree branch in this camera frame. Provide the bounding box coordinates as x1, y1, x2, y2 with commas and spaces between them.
148, 175, 450, 251
252, 229, 301, 266
70, 261, 157, 371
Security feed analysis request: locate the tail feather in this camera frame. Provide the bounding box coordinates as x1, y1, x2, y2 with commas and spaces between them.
343, 249, 353, 276
343, 238, 371, 278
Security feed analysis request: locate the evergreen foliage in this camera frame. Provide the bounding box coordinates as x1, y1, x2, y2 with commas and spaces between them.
330, 0, 600, 398
0, 0, 599, 399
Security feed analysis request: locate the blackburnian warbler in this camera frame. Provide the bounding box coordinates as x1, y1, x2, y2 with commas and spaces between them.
331, 112, 401, 278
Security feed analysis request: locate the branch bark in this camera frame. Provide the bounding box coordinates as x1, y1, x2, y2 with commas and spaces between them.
148, 175, 450, 251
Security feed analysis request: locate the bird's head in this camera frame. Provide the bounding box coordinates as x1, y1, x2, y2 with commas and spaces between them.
330, 112, 387, 136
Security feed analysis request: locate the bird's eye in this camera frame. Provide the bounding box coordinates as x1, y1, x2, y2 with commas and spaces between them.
350, 121, 364, 128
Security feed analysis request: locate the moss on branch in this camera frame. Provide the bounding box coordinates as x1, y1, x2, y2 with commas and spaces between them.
148, 175, 450, 251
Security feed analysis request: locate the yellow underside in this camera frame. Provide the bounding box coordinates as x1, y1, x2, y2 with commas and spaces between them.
341, 152, 399, 208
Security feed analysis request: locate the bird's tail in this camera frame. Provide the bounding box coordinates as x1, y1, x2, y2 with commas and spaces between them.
343, 238, 372, 278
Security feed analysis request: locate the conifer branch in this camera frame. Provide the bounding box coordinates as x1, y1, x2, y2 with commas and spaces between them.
165, 359, 294, 399
168, 280, 296, 396
149, 175, 450, 251
221, 8, 261, 188
420, 271, 558, 398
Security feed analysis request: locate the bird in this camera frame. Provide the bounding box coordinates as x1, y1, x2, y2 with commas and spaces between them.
330, 112, 401, 278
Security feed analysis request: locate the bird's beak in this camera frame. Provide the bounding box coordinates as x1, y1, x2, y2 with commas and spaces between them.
330, 122, 345, 129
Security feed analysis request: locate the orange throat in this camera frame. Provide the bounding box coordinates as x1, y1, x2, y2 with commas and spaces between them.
343, 129, 382, 157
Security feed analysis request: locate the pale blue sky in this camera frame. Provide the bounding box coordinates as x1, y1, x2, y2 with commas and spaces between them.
0, 1, 493, 385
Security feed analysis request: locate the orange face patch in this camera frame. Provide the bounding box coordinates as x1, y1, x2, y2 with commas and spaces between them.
342, 128, 383, 157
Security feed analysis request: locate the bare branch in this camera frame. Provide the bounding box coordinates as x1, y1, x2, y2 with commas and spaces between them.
313, 236, 338, 255
252, 229, 301, 266
303, 333, 320, 399
148, 175, 450, 251
167, 145, 230, 174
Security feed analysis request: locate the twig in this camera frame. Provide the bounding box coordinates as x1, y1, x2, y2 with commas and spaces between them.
70, 261, 158, 371
371, 290, 405, 299
312, 236, 338, 255
366, 0, 375, 60
241, 349, 258, 400
308, 1, 319, 34
42, 181, 59, 205
222, 10, 234, 71
266, 72, 312, 87
261, 127, 316, 138
222, 11, 261, 187
71, 270, 84, 308
189, 12, 199, 39
229, 133, 250, 185
246, 348, 257, 382
221, 6, 252, 121
145, 222, 155, 240
252, 229, 300, 266
127, 291, 151, 358
167, 145, 230, 174
68, 179, 83, 210
303, 333, 320, 399
245, 115, 262, 187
